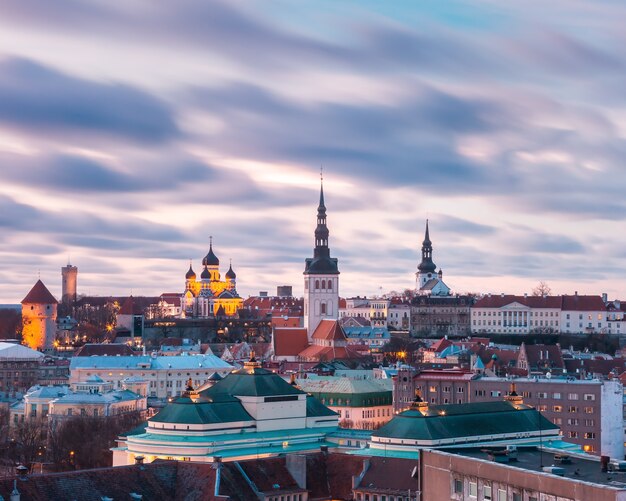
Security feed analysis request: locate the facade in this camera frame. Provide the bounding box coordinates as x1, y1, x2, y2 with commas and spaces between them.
342, 326, 390, 349
21, 279, 58, 351
113, 356, 339, 466
181, 239, 243, 318
303, 181, 339, 337
0, 342, 45, 392
471, 377, 623, 458
69, 354, 232, 399
392, 368, 621, 458
61, 263, 78, 305
410, 295, 473, 336
472, 293, 608, 334
298, 377, 393, 430
387, 302, 411, 330
422, 448, 626, 501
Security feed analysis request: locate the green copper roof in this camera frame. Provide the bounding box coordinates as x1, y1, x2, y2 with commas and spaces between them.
150, 396, 253, 425
306, 395, 339, 418
200, 367, 306, 399
373, 401, 558, 442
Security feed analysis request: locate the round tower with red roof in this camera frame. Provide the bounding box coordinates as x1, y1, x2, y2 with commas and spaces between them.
21, 279, 58, 351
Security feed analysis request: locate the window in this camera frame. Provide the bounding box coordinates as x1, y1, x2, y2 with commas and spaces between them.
583, 394, 595, 401
568, 393, 579, 400
484, 485, 492, 500
498, 489, 507, 501
453, 479, 462, 494
584, 432, 596, 439
552, 392, 561, 399
567, 418, 579, 425
491, 391, 501, 397
513, 494, 522, 501
584, 418, 594, 426
537, 392, 547, 399
469, 481, 477, 498
569, 431, 578, 438
584, 406, 594, 414
553, 405, 562, 412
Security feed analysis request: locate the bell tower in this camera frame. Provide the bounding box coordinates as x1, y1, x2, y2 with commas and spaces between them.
304, 176, 339, 338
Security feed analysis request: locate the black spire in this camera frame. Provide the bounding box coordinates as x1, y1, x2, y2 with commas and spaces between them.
417, 219, 437, 273
304, 177, 339, 275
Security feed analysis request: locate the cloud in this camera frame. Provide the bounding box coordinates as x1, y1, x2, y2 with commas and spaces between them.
0, 58, 179, 143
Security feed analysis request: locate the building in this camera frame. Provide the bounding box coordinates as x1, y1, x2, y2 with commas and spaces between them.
372, 398, 560, 453
0, 341, 45, 393
112, 355, 339, 466
410, 295, 473, 336
470, 377, 623, 458
342, 326, 391, 349
61, 263, 78, 305
387, 301, 411, 330
181, 238, 243, 318
304, 180, 340, 337
415, 220, 450, 296
421, 447, 626, 501
471, 293, 608, 334
21, 280, 58, 351
297, 320, 362, 362
298, 377, 393, 430
69, 353, 232, 399
339, 298, 391, 328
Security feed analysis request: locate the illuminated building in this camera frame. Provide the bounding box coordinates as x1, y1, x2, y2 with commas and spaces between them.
21, 279, 58, 351
180, 238, 243, 318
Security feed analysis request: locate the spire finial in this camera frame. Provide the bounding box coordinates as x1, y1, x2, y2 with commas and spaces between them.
209, 235, 213, 248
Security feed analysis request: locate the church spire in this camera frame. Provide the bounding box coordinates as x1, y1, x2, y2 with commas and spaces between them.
417, 219, 436, 273
314, 178, 329, 257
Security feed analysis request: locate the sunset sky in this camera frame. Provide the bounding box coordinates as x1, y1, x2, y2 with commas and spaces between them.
1, 1, 626, 303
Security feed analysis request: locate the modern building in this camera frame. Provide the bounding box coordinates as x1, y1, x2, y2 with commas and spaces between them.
112, 356, 339, 465
303, 181, 340, 337
21, 280, 58, 351
69, 353, 232, 399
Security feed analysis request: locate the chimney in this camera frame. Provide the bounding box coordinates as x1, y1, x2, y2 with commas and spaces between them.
134, 455, 144, 465
602, 293, 608, 303
320, 445, 328, 454
286, 455, 307, 489
575, 291, 578, 296
10, 480, 20, 501
212, 456, 223, 469
601, 455, 610, 472
524, 293, 527, 298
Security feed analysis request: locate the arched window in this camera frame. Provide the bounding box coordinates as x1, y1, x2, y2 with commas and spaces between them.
315, 280, 320, 290
321, 303, 327, 315
321, 280, 326, 290
328, 279, 333, 292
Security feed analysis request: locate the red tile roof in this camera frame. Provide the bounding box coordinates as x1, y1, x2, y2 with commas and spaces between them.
21, 280, 57, 305
311, 320, 347, 341
298, 344, 362, 361
119, 296, 144, 315
520, 343, 564, 370
273, 328, 309, 357
474, 294, 606, 311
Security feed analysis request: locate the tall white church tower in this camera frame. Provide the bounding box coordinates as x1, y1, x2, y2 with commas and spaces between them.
304, 180, 339, 338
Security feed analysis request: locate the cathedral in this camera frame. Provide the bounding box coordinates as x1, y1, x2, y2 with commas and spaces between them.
181, 238, 243, 318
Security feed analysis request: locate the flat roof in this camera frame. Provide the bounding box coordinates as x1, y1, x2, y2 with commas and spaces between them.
452, 447, 626, 490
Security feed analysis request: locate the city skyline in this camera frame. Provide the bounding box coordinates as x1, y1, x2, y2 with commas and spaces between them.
1, 1, 626, 302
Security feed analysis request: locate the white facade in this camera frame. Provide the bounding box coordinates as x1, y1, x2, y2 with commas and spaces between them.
561, 309, 608, 334
70, 355, 232, 399
600, 379, 623, 459
304, 275, 339, 337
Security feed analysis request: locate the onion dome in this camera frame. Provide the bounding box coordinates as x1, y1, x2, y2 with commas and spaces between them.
202, 237, 219, 266
226, 260, 236, 279
201, 266, 210, 280
185, 262, 196, 280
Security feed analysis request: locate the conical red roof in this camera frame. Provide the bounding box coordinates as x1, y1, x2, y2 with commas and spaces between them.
21, 280, 58, 304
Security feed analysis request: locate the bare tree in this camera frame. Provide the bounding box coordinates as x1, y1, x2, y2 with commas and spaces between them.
532, 281, 552, 297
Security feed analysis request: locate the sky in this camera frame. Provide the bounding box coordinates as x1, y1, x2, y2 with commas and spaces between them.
1, 0, 626, 303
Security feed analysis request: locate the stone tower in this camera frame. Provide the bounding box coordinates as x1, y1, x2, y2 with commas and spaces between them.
304, 180, 339, 338
61, 263, 78, 304
21, 279, 58, 351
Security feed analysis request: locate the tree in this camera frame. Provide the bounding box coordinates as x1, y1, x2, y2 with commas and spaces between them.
532, 281, 552, 297
10, 417, 48, 469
